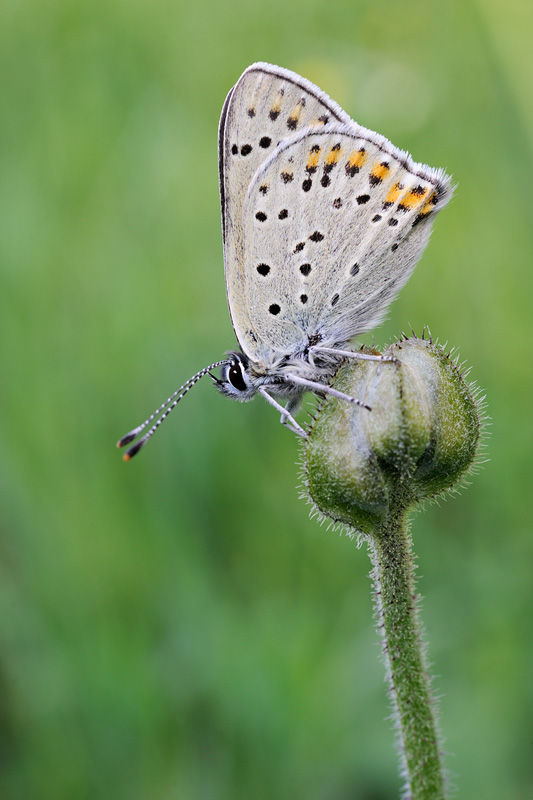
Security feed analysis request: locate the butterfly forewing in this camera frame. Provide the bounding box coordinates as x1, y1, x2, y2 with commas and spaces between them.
219, 63, 351, 352
240, 124, 452, 363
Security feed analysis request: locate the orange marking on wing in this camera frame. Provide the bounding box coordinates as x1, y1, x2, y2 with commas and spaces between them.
399, 185, 429, 210
306, 149, 321, 171
384, 182, 403, 206
347, 149, 367, 170
325, 147, 342, 166
287, 103, 303, 125
269, 93, 283, 119
418, 190, 438, 216
370, 161, 391, 182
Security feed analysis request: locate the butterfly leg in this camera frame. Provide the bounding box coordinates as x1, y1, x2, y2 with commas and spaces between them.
259, 388, 307, 437
310, 346, 397, 363
285, 373, 372, 411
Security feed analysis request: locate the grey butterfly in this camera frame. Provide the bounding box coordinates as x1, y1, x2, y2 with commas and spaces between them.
118, 62, 452, 458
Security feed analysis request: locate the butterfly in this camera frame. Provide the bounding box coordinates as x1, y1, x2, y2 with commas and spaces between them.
118, 62, 452, 458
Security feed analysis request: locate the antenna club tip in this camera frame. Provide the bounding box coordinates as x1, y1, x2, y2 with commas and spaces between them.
117, 361, 224, 462
117, 432, 137, 448
123, 439, 144, 460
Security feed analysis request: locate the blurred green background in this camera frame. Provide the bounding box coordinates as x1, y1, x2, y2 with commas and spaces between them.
1, 0, 532, 797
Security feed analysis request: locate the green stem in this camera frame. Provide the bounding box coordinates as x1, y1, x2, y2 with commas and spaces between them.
304, 339, 483, 795
369, 504, 446, 800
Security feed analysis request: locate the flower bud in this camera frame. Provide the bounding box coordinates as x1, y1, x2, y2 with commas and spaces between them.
304, 336, 484, 537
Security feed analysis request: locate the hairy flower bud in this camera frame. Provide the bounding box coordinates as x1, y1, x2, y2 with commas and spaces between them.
304, 335, 485, 537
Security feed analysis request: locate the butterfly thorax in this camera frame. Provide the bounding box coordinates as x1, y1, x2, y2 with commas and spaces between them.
217, 346, 345, 404
251, 350, 340, 381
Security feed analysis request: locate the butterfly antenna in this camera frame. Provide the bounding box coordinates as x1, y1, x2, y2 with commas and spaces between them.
117, 360, 228, 460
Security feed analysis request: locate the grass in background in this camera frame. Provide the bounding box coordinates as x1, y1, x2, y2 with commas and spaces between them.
1, 1, 532, 798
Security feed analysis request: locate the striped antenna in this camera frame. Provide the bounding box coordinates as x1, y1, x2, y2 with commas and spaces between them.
117, 360, 228, 460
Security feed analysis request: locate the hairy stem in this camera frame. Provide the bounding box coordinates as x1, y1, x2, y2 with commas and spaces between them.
369, 504, 445, 800
304, 338, 484, 795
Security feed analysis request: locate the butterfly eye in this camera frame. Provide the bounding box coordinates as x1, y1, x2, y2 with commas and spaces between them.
228, 361, 247, 392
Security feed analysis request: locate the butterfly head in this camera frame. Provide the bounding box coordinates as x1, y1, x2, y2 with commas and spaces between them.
216, 351, 258, 401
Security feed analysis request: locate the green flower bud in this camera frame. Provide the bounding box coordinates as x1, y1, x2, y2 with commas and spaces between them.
304, 335, 485, 538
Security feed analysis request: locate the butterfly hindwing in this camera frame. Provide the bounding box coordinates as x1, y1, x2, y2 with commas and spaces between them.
240, 124, 452, 363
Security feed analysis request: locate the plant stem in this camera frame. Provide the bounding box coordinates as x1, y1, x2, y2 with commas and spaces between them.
304, 339, 484, 795
369, 503, 446, 800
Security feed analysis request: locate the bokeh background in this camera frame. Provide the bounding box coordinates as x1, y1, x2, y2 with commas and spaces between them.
2, 1, 532, 798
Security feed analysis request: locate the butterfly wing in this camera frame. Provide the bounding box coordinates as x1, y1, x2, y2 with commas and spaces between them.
219, 63, 453, 367
219, 63, 351, 355
238, 122, 452, 365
